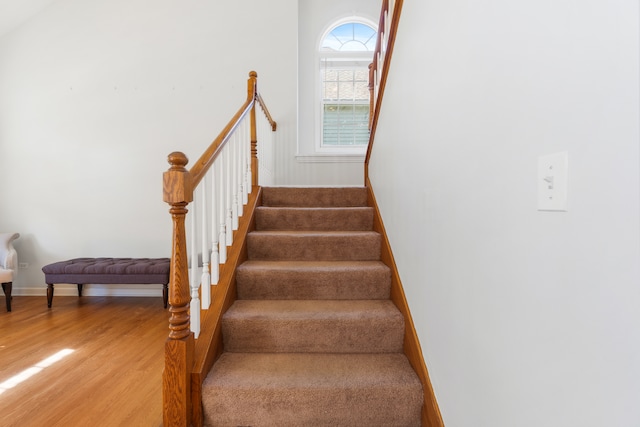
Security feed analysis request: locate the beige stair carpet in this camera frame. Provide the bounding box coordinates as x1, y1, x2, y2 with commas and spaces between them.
201, 187, 423, 426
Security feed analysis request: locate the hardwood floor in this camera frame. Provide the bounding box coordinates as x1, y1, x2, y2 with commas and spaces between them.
0, 295, 168, 426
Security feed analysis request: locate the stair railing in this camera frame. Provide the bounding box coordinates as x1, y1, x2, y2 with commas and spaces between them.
366, 0, 404, 181
162, 71, 276, 426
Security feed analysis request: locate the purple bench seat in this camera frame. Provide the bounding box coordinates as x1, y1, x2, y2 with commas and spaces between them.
42, 257, 170, 308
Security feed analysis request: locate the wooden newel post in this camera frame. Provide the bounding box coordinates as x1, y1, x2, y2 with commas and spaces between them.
249, 71, 259, 187
162, 151, 195, 427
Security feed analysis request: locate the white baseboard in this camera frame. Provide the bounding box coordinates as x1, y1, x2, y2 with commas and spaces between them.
11, 284, 164, 297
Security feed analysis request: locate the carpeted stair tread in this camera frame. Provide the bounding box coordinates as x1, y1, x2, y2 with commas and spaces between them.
247, 230, 381, 261
261, 187, 368, 207
203, 186, 424, 424
222, 299, 404, 353
202, 352, 423, 426
236, 260, 391, 300
255, 206, 374, 231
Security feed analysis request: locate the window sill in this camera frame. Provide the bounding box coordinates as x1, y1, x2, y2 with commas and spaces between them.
295, 153, 366, 163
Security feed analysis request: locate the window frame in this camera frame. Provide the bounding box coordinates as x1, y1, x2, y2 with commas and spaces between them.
313, 17, 378, 157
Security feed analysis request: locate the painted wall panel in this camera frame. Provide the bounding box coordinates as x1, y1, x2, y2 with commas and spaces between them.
370, 0, 640, 425
0, 0, 297, 293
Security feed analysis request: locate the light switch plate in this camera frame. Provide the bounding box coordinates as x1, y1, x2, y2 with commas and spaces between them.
538, 151, 568, 211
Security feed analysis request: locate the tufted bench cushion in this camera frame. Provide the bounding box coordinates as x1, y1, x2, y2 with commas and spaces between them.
42, 257, 170, 308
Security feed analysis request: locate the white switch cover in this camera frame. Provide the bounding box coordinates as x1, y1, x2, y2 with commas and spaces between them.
538, 151, 568, 211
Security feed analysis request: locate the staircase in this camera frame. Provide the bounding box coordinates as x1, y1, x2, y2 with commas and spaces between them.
201, 187, 423, 426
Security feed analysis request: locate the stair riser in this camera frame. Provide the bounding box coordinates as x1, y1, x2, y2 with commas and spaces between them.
255, 207, 374, 231
203, 387, 421, 426
261, 187, 368, 207
247, 233, 381, 261
223, 317, 404, 353
202, 353, 423, 427
237, 272, 390, 300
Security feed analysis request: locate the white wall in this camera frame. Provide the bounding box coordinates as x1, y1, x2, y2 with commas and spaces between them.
0, 0, 297, 294
0, 0, 58, 37
278, 0, 380, 186
370, 0, 640, 426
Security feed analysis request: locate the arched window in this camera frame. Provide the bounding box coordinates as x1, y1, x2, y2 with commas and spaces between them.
319, 20, 377, 149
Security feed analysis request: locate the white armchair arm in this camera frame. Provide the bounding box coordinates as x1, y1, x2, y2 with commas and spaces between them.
0, 232, 20, 272
0, 232, 19, 312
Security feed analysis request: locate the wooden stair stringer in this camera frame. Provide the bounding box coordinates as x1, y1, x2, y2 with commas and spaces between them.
366, 179, 445, 427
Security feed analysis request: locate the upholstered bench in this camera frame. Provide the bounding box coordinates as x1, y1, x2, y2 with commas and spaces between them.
42, 258, 170, 308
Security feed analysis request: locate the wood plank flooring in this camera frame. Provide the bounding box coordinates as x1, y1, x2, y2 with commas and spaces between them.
0, 295, 168, 426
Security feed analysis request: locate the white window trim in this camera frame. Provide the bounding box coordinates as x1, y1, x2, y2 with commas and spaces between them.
299, 17, 376, 163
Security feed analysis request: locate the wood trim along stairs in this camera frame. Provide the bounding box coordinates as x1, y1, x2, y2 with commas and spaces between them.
190, 186, 261, 426
366, 178, 445, 427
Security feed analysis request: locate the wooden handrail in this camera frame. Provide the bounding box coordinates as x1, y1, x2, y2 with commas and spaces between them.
365, 0, 404, 182
190, 73, 257, 187
256, 93, 277, 132
188, 71, 277, 188
190, 99, 254, 187
374, 0, 390, 60
162, 71, 276, 426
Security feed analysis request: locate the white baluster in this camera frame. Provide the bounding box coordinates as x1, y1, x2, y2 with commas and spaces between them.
231, 132, 239, 231
189, 197, 200, 339
246, 113, 253, 192
210, 163, 219, 284
374, 68, 379, 105
235, 123, 242, 216
256, 116, 261, 185
200, 180, 210, 309
242, 117, 249, 205
237, 118, 246, 215
260, 113, 271, 186
239, 120, 245, 215
268, 118, 274, 184
256, 114, 269, 184
225, 145, 233, 246
218, 153, 227, 264
384, 10, 390, 49
257, 116, 263, 186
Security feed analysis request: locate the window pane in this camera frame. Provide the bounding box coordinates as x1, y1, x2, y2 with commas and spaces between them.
323, 104, 370, 146
338, 69, 353, 82
354, 69, 369, 81
324, 69, 337, 81
324, 81, 338, 100
339, 81, 354, 101
321, 23, 377, 52
354, 81, 369, 100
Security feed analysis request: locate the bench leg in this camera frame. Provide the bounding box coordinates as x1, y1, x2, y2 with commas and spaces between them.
1, 282, 11, 312
77, 284, 84, 297
163, 284, 168, 309
47, 283, 54, 308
